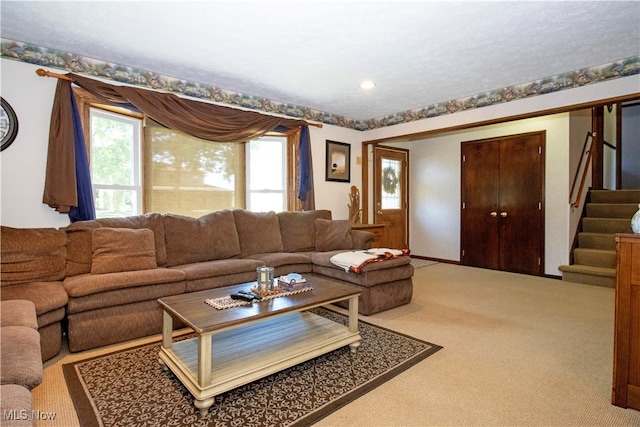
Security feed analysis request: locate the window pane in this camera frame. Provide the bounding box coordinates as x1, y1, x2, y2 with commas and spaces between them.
91, 115, 135, 186
90, 109, 141, 219
250, 193, 284, 213
381, 158, 402, 209
145, 126, 244, 217
249, 138, 284, 191
247, 135, 286, 212
94, 188, 137, 218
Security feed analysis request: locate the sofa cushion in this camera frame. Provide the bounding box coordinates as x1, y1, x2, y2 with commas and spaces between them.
234, 210, 284, 257
0, 301, 37, 329
64, 268, 185, 298
277, 210, 332, 252
170, 258, 265, 281
0, 326, 42, 389
66, 213, 168, 276
0, 282, 68, 319
0, 226, 67, 286
246, 252, 312, 268
163, 210, 241, 267
91, 228, 157, 274
314, 219, 353, 252
97, 213, 168, 266
66, 281, 186, 314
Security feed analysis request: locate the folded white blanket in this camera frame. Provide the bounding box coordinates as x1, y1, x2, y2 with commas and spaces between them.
330, 248, 405, 272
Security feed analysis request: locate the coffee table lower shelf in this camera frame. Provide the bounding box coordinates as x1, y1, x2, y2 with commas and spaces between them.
159, 310, 361, 415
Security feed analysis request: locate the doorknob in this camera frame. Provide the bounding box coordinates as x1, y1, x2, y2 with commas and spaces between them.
490, 211, 497, 217
500, 212, 508, 217
376, 210, 383, 215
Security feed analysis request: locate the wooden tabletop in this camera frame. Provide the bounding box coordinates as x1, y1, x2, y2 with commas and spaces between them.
157, 275, 360, 334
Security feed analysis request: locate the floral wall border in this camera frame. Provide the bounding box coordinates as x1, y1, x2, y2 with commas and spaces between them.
2, 38, 638, 131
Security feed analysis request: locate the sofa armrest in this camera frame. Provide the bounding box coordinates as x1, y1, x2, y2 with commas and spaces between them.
351, 230, 374, 250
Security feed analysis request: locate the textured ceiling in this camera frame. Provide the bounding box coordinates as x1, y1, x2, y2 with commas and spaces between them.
2, 1, 639, 121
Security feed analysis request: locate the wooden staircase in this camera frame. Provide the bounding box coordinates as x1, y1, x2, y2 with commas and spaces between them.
559, 189, 640, 287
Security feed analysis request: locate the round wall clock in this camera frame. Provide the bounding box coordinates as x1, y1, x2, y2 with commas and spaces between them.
1, 97, 19, 151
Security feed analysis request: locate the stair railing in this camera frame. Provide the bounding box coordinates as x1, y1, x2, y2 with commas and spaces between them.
570, 131, 594, 208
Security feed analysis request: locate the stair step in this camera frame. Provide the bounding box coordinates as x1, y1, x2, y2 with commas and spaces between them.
589, 189, 640, 204
586, 203, 639, 219
582, 217, 633, 234
558, 264, 615, 288
577, 232, 616, 250
573, 248, 616, 268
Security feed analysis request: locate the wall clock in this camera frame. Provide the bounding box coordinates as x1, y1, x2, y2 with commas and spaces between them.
0, 97, 19, 151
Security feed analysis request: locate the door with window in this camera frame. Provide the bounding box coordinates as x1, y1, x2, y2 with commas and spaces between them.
374, 146, 409, 249
461, 132, 545, 276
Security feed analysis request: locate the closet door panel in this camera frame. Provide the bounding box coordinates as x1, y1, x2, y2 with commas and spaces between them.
499, 134, 544, 275
461, 140, 501, 269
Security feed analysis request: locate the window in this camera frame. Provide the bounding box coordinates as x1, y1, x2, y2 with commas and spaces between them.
247, 135, 287, 212
90, 108, 142, 218
144, 122, 245, 217
87, 105, 295, 217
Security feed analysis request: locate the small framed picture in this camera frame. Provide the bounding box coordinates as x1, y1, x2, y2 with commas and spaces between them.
325, 140, 350, 182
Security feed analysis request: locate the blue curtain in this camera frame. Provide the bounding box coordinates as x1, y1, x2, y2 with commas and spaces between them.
297, 125, 315, 210
68, 88, 96, 222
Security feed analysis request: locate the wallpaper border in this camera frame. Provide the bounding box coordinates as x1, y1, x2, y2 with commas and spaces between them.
2, 38, 638, 131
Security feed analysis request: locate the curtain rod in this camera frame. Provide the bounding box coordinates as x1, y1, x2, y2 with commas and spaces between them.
36, 68, 74, 81
35, 68, 323, 128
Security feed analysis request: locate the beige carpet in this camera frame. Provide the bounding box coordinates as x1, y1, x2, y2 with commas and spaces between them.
34, 263, 640, 426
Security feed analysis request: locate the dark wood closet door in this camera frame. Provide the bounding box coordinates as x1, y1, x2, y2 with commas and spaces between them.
461, 132, 544, 276
461, 140, 501, 269
498, 134, 544, 275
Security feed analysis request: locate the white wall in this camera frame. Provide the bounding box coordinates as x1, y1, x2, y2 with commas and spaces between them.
0, 59, 364, 227
0, 60, 70, 228
308, 124, 363, 220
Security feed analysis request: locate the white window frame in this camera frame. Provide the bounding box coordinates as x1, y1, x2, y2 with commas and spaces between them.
89, 107, 143, 217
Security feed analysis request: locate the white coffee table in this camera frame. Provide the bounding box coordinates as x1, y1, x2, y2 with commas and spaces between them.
157, 276, 361, 416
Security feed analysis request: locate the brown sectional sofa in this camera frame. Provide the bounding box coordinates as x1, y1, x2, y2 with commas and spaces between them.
1, 209, 413, 357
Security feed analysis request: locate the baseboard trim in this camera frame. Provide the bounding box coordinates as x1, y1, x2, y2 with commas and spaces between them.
410, 255, 459, 265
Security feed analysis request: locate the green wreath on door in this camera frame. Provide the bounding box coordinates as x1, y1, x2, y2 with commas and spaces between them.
382, 166, 399, 195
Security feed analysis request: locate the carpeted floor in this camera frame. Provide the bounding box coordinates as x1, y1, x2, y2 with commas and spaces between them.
410, 258, 438, 269
61, 308, 441, 427
33, 264, 640, 426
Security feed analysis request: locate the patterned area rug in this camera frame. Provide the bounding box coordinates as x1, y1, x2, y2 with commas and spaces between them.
63, 308, 441, 427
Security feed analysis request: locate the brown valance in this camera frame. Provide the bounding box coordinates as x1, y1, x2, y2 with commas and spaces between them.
69, 74, 308, 143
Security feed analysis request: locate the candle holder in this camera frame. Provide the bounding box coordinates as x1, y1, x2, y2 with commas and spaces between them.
256, 266, 275, 292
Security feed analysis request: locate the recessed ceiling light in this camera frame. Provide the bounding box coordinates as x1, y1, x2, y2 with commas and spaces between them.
360, 80, 375, 90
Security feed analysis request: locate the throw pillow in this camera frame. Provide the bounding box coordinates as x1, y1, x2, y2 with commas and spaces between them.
314, 219, 353, 252
91, 228, 157, 274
